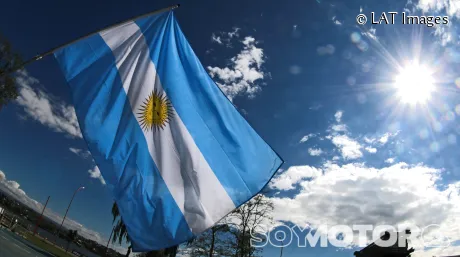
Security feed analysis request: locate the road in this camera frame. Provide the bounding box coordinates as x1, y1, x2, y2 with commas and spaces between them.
0, 227, 55, 257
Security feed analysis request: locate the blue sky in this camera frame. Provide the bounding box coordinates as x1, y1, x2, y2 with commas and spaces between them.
2, 0, 460, 256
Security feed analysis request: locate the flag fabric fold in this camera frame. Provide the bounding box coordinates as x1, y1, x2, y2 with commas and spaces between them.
54, 9, 282, 251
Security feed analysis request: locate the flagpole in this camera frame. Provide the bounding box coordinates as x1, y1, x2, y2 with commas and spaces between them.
0, 4, 180, 77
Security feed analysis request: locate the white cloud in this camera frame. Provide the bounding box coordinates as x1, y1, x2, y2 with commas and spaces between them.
317, 44, 335, 55
308, 148, 323, 156
299, 136, 309, 143
331, 135, 363, 160
69, 147, 91, 159
210, 27, 240, 47
361, 27, 377, 41
14, 71, 131, 187
0, 171, 27, 198
364, 136, 375, 144
434, 25, 452, 46
207, 36, 266, 101
211, 34, 222, 44
270, 162, 460, 251
416, 0, 460, 17
269, 166, 322, 191
332, 16, 343, 25
227, 27, 240, 39
5, 180, 26, 196
88, 166, 106, 185
299, 133, 315, 143
364, 132, 399, 146
69, 148, 105, 185
309, 104, 323, 110
331, 124, 347, 132
334, 111, 343, 123
412, 0, 456, 46
327, 110, 347, 138
365, 146, 377, 153
414, 244, 460, 257
385, 158, 395, 164
14, 70, 82, 138
379, 133, 390, 144
369, 27, 376, 35
325, 111, 399, 160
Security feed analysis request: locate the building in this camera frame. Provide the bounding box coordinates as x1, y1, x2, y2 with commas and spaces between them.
353, 230, 415, 257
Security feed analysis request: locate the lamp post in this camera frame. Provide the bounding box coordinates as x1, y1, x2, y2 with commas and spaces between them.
279, 236, 285, 257
33, 196, 50, 236
55, 186, 84, 244
105, 226, 115, 256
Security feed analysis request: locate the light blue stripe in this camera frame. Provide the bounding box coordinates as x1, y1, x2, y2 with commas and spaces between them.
54, 33, 193, 251
136, 12, 283, 207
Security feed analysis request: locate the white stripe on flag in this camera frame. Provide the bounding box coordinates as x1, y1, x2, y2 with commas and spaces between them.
99, 22, 236, 233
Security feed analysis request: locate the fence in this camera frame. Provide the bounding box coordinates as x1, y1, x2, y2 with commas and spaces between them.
0, 206, 32, 237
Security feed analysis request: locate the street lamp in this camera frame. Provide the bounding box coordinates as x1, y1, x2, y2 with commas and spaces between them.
105, 226, 115, 256
278, 236, 285, 257
55, 186, 85, 243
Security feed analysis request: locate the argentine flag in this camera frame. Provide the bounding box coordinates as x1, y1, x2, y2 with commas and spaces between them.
54, 8, 282, 251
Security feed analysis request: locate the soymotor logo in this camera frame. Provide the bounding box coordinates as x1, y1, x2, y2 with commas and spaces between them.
250, 224, 451, 248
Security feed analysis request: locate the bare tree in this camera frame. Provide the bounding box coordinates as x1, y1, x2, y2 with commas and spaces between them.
181, 194, 274, 257
184, 224, 233, 257
227, 194, 274, 257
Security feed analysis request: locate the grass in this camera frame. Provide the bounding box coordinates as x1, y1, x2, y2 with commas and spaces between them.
22, 232, 75, 257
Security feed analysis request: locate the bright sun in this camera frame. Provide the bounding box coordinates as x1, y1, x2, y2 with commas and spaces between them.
394, 62, 436, 105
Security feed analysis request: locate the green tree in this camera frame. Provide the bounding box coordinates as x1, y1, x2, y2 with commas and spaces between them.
111, 202, 181, 257
111, 202, 132, 257
0, 34, 22, 110
65, 230, 78, 253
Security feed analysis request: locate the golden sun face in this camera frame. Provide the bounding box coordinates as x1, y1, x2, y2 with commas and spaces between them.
138, 90, 173, 131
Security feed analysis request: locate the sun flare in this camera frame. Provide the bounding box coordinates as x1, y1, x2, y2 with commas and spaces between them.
394, 62, 436, 105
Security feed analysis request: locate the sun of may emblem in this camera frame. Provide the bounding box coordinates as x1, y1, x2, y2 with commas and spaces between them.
138, 90, 173, 131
